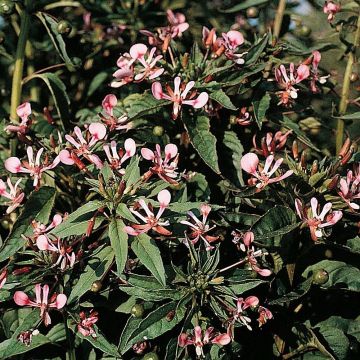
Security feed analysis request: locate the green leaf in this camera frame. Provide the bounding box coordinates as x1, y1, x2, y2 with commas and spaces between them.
87, 71, 108, 97
67, 246, 114, 303
109, 218, 128, 275
123, 156, 140, 188
131, 233, 166, 286
121, 299, 190, 353
51, 200, 104, 238
0, 186, 56, 262
245, 33, 269, 65
251, 206, 300, 244
36, 12, 75, 68
120, 286, 183, 301
27, 73, 70, 128
221, 0, 269, 12
337, 111, 360, 120
182, 115, 220, 174
210, 90, 237, 110
124, 92, 170, 119
302, 260, 360, 292
252, 93, 271, 129
116, 203, 138, 222
191, 42, 204, 64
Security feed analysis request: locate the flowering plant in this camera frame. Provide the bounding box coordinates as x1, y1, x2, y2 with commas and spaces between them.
0, 0, 359, 359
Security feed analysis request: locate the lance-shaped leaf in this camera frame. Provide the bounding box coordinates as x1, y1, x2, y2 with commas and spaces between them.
252, 93, 271, 129
131, 233, 166, 286
109, 217, 128, 275
182, 115, 220, 174
0, 186, 56, 262
210, 90, 237, 110
221, 0, 269, 12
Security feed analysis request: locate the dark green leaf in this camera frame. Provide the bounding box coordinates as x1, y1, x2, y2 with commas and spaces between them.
210, 90, 237, 110
221, 0, 270, 12
252, 93, 271, 129
109, 218, 128, 275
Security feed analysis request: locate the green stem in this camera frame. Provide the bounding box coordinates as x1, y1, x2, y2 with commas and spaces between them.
336, 11, 360, 153
10, 3, 31, 122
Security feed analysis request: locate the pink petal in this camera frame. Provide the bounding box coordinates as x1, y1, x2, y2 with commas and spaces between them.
158, 189, 171, 207
212, 333, 231, 346
5, 157, 22, 173
59, 150, 74, 165
36, 235, 51, 250
296, 64, 310, 83
243, 231, 254, 247
14, 291, 31, 306
55, 294, 67, 309
241, 153, 259, 175
52, 214, 63, 227
165, 144, 178, 159
141, 148, 155, 160
16, 102, 31, 120
226, 30, 244, 47
88, 123, 107, 140
124, 226, 139, 236
102, 94, 117, 116
192, 92, 209, 109
245, 295, 260, 307
124, 138, 136, 156
152, 82, 167, 100
129, 43, 148, 59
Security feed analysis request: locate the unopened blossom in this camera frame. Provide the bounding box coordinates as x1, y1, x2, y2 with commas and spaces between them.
59, 123, 106, 169
337, 166, 360, 210
111, 52, 134, 88
18, 329, 39, 346
295, 197, 343, 241
14, 284, 67, 326
166, 9, 189, 38
257, 306, 273, 327
231, 296, 260, 330
152, 77, 208, 120
100, 95, 131, 132
181, 204, 219, 250
77, 310, 98, 338
0, 178, 24, 214
235, 107, 252, 126
308, 51, 329, 93
239, 231, 272, 276
178, 326, 231, 357
202, 26, 217, 49
241, 153, 293, 190
5, 147, 60, 188
32, 214, 63, 241
274, 63, 310, 105
124, 189, 172, 236
253, 130, 292, 157
323, 1, 340, 22
5, 102, 32, 134
221, 30, 247, 64
103, 139, 136, 173
0, 268, 7, 289
36, 235, 75, 270
141, 144, 179, 184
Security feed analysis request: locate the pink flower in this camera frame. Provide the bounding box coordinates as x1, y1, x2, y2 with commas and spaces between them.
295, 197, 343, 241
181, 204, 219, 250
103, 139, 136, 173
5, 102, 32, 134
32, 214, 63, 240
124, 189, 172, 236
141, 144, 179, 184
100, 94, 131, 132
235, 107, 252, 126
152, 77, 209, 120
111, 53, 135, 88
202, 26, 217, 49
238, 231, 272, 277
323, 1, 340, 22
166, 10, 189, 38
102, 94, 117, 117
0, 268, 7, 289
241, 153, 293, 190
337, 166, 360, 210
14, 284, 67, 326
274, 63, 310, 105
5, 147, 60, 188
178, 326, 231, 357
36, 235, 75, 270
257, 306, 273, 327
232, 296, 260, 330
252, 130, 292, 157
60, 123, 106, 169
0, 178, 24, 214
221, 30, 247, 64
77, 310, 98, 338
308, 51, 329, 93
17, 329, 39, 346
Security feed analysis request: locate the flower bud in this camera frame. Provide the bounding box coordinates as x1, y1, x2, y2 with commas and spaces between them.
327, 174, 340, 191
312, 269, 329, 285
292, 140, 299, 160
90, 280, 102, 292
0, 1, 15, 16
152, 126, 164, 136
338, 137, 351, 158
57, 20, 72, 36
131, 304, 145, 318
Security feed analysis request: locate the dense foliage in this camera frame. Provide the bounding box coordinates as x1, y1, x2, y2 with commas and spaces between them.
0, 0, 359, 359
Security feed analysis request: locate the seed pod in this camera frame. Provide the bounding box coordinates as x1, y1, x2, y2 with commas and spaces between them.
90, 280, 102, 292
312, 269, 329, 285
152, 126, 164, 136
57, 20, 72, 36
292, 140, 299, 160
131, 304, 145, 318
338, 137, 351, 158
143, 352, 159, 360
310, 160, 318, 175
327, 174, 340, 191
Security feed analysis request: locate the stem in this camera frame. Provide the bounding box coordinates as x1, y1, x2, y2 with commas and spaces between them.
10, 3, 31, 122
282, 344, 316, 360
219, 258, 247, 273
336, 11, 360, 153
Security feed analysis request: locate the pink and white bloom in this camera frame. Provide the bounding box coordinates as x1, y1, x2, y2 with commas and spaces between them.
221, 30, 247, 64
253, 130, 292, 157
77, 310, 98, 338
5, 102, 32, 134
257, 306, 273, 327
323, 1, 341, 22
181, 204, 219, 250
32, 214, 63, 241
166, 10, 189, 38
111, 52, 135, 88
241, 153, 293, 190
60, 123, 106, 169
295, 197, 343, 241
103, 139, 136, 173
152, 77, 209, 120
141, 144, 179, 184
308, 51, 329, 93
274, 63, 310, 105
178, 326, 231, 357
5, 147, 60, 188
0, 178, 24, 214
102, 94, 117, 117
231, 296, 260, 330
0, 268, 7, 289
337, 166, 360, 210
100, 94, 131, 132
14, 284, 67, 326
239, 231, 272, 277
124, 189, 172, 236
36, 235, 75, 270
236, 107, 252, 126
